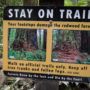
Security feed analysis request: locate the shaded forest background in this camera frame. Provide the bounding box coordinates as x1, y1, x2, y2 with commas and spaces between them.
0, 0, 90, 90
52, 29, 90, 64
8, 28, 47, 61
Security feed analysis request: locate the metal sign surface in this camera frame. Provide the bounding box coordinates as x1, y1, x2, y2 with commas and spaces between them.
3, 6, 90, 82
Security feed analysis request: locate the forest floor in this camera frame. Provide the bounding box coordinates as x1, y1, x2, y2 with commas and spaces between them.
53, 48, 90, 64
8, 49, 46, 61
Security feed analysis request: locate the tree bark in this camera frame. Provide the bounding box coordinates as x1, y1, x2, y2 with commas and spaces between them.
88, 1, 90, 6
24, 0, 38, 6
40, 0, 64, 6
80, 1, 90, 54
80, 31, 88, 52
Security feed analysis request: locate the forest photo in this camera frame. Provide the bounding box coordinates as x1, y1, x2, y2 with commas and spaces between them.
52, 29, 90, 64
8, 28, 47, 61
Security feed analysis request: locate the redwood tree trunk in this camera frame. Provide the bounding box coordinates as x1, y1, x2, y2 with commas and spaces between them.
80, 2, 90, 54
81, 31, 88, 52
81, 31, 90, 54
24, 0, 38, 6
40, 0, 64, 6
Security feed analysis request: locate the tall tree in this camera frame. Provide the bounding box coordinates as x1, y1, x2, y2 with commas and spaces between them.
81, 31, 90, 54
40, 0, 64, 6
80, 0, 90, 54
24, 0, 38, 6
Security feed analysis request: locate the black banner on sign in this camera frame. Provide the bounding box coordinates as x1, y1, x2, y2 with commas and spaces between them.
4, 71, 89, 83
4, 6, 90, 22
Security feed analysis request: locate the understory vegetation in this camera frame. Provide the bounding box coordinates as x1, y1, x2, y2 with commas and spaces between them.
8, 49, 46, 61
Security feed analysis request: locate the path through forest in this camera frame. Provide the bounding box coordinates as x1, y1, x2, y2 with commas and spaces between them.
53, 44, 90, 64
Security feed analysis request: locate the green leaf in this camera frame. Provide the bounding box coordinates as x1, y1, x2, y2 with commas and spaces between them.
76, 59, 84, 64
64, 1, 73, 6
76, 1, 87, 6
8, 49, 14, 58
52, 53, 58, 59
87, 58, 90, 62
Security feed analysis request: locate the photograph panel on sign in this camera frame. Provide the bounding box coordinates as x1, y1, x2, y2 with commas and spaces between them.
8, 28, 47, 61
52, 29, 90, 64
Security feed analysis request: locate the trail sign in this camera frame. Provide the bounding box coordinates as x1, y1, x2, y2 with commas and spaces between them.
3, 6, 90, 82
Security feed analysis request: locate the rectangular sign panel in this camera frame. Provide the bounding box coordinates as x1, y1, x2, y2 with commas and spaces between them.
3, 6, 90, 82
